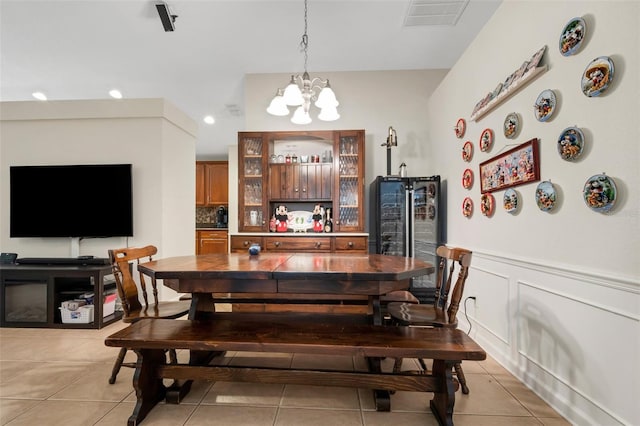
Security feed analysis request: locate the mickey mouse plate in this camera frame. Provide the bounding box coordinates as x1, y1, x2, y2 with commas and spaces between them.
480, 193, 495, 217
462, 168, 473, 189
455, 118, 466, 138
479, 128, 493, 152
462, 141, 473, 162
583, 174, 617, 213
504, 112, 519, 139
535, 181, 557, 212
559, 17, 586, 56
582, 56, 614, 97
534, 89, 556, 122
462, 197, 473, 218
557, 126, 584, 161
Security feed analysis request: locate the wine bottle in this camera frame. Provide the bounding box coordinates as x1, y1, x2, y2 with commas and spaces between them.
324, 208, 333, 233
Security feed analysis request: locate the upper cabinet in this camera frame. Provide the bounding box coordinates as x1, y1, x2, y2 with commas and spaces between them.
238, 130, 365, 233
196, 161, 229, 206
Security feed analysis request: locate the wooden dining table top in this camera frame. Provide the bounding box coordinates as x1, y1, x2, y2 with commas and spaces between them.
138, 253, 434, 296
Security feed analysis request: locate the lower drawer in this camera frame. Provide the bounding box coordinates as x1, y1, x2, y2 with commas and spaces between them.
264, 236, 331, 252
334, 236, 368, 252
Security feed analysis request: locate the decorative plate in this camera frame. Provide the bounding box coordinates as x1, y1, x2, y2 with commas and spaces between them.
557, 127, 585, 161
288, 210, 314, 232
534, 89, 556, 122
535, 181, 557, 212
559, 17, 586, 56
462, 141, 473, 162
526, 45, 547, 73
480, 193, 495, 217
492, 82, 503, 99
462, 168, 473, 189
582, 56, 614, 97
462, 197, 473, 218
583, 174, 617, 213
479, 128, 493, 152
504, 112, 519, 139
455, 118, 466, 138
503, 188, 519, 213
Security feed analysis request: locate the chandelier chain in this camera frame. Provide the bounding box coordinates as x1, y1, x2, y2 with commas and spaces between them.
300, 0, 309, 72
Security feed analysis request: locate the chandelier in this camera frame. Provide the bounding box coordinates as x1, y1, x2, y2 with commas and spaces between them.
266, 0, 339, 124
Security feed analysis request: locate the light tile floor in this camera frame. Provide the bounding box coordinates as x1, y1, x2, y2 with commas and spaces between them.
0, 322, 571, 426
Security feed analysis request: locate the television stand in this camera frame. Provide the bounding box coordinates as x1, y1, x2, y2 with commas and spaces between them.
16, 257, 110, 266
0, 263, 122, 329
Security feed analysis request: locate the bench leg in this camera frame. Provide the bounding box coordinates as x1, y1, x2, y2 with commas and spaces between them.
430, 360, 456, 426
366, 357, 391, 411
128, 349, 166, 426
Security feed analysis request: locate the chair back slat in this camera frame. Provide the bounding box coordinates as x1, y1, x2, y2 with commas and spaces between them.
434, 245, 473, 325
108, 245, 158, 319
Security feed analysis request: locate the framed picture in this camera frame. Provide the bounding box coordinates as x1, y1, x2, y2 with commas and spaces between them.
479, 138, 540, 193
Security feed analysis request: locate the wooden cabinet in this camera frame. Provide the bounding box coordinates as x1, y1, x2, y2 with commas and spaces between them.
229, 235, 367, 254
196, 161, 228, 206
238, 133, 267, 231
269, 163, 332, 201
238, 130, 364, 233
335, 131, 365, 232
196, 230, 228, 254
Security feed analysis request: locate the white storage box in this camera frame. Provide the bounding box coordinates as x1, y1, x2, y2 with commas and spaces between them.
60, 305, 94, 324
103, 293, 117, 317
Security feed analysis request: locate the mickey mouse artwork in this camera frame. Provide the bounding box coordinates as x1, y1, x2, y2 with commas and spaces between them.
312, 204, 325, 233
274, 204, 289, 233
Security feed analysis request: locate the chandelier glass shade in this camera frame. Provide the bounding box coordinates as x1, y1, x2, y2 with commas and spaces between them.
266, 0, 339, 124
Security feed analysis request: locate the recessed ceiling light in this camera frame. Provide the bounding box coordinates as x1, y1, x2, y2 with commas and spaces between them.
32, 92, 47, 101
203, 115, 215, 125
109, 89, 123, 99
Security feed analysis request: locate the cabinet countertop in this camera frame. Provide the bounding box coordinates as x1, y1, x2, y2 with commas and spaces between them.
230, 232, 368, 237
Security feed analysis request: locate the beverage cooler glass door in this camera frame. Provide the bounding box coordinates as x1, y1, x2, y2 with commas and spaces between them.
377, 180, 409, 256
411, 177, 441, 291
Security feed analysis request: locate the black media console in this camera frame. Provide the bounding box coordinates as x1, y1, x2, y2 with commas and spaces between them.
0, 263, 121, 329
16, 257, 111, 266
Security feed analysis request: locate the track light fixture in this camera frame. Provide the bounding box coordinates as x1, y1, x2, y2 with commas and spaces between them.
156, 2, 177, 32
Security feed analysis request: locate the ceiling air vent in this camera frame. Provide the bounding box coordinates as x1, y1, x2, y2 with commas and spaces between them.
404, 0, 470, 26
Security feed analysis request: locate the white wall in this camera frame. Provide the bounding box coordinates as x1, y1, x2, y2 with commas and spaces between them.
427, 2, 639, 425
0, 98, 197, 300
236, 70, 448, 234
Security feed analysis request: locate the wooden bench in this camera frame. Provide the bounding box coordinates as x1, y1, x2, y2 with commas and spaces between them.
105, 316, 486, 426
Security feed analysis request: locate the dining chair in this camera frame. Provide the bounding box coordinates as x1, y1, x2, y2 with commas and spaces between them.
107, 245, 191, 384
386, 245, 473, 394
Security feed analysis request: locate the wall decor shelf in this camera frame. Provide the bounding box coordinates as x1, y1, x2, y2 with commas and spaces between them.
471, 65, 547, 122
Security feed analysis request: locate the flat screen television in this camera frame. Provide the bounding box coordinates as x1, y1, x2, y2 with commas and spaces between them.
10, 164, 133, 238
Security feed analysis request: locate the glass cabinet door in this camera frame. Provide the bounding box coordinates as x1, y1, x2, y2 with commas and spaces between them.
336, 131, 364, 232
238, 133, 266, 231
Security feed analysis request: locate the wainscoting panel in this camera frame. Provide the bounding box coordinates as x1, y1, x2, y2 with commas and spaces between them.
459, 250, 639, 426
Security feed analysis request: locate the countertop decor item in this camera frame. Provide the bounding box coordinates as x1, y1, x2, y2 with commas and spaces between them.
583, 173, 617, 213
534, 89, 556, 122
535, 181, 557, 212
557, 126, 584, 161
559, 17, 586, 56
582, 56, 614, 97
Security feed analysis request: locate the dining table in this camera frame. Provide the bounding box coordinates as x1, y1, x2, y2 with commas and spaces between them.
137, 252, 434, 407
